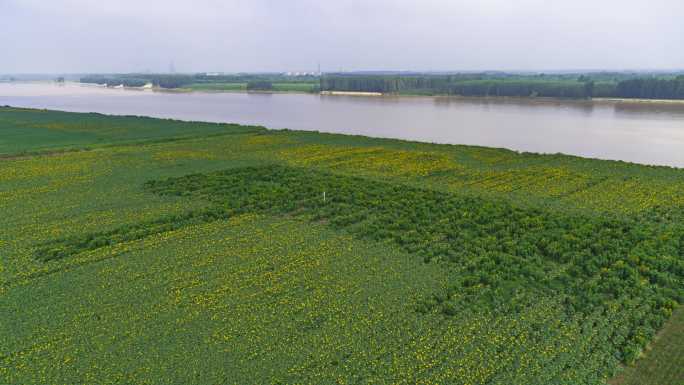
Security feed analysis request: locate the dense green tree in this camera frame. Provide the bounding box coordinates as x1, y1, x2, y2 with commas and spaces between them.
246, 81, 274, 90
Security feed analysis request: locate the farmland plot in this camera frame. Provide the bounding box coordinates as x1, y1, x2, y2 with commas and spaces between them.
1, 107, 683, 384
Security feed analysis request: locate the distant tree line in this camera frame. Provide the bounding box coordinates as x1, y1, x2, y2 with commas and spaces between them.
79, 72, 684, 99
246, 81, 273, 91
195, 73, 319, 83
321, 74, 684, 100
447, 80, 592, 98
615, 78, 684, 99
320, 75, 596, 98
80, 76, 147, 87
321, 75, 479, 94
80, 74, 197, 88
80, 73, 318, 89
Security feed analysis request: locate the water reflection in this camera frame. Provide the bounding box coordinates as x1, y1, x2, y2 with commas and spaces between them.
434, 96, 599, 117
613, 101, 684, 118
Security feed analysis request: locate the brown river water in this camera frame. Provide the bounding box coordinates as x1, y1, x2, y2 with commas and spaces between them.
2, 82, 684, 167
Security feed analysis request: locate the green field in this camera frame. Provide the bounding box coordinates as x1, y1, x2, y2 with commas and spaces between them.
184, 82, 247, 91
0, 107, 263, 155
1, 106, 682, 384
609, 307, 684, 385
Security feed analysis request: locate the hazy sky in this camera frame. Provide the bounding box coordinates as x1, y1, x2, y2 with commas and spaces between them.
2, 0, 683, 73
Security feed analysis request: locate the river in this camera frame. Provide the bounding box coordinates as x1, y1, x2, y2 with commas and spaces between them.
2, 82, 684, 167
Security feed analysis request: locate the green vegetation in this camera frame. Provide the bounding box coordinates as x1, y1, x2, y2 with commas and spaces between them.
80, 74, 196, 88
321, 72, 684, 100
184, 82, 247, 91
184, 82, 318, 92
1, 107, 682, 384
609, 307, 684, 385
80, 73, 320, 92
616, 77, 684, 99
79, 72, 684, 100
0, 107, 264, 155
246, 80, 273, 91
271, 82, 318, 92
321, 74, 593, 98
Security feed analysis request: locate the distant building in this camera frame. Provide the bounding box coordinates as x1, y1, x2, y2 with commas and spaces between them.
285, 71, 320, 77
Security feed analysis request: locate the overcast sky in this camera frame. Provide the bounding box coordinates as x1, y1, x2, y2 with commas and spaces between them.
2, 0, 683, 74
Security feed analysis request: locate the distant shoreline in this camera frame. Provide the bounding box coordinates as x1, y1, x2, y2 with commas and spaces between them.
592, 97, 684, 105
188, 88, 684, 105
318, 92, 684, 106
6, 81, 684, 106
320, 91, 384, 97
